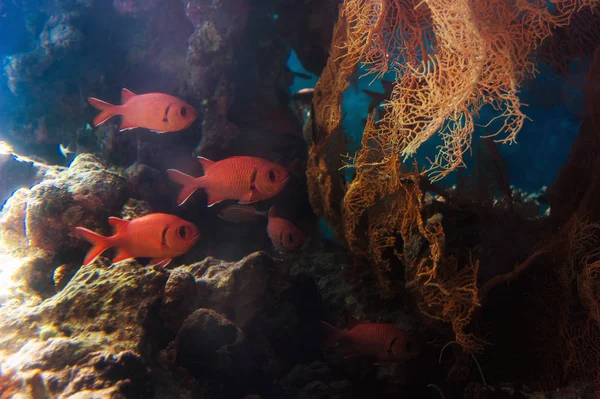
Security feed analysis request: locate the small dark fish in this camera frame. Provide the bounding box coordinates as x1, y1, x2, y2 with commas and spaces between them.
217, 204, 267, 223
58, 142, 77, 158
291, 88, 314, 126
292, 88, 314, 104
363, 80, 395, 113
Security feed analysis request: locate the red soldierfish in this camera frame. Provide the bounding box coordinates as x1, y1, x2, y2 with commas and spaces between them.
167, 156, 290, 207
217, 204, 267, 223
75, 213, 200, 267
267, 207, 305, 253
88, 88, 197, 133
321, 320, 419, 362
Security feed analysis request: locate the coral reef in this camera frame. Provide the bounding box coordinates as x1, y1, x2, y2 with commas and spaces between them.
1, 154, 126, 257
0, 246, 329, 398
4, 0, 600, 397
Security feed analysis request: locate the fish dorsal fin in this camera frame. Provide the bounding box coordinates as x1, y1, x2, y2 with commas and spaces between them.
197, 156, 215, 172
108, 217, 129, 234
121, 88, 137, 104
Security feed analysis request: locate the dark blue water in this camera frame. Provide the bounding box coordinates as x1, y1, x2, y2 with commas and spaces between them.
288, 50, 582, 194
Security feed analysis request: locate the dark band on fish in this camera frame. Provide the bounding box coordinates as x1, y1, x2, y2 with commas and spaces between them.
163, 105, 171, 122
387, 337, 397, 355
249, 168, 257, 190
161, 226, 169, 248
279, 231, 284, 250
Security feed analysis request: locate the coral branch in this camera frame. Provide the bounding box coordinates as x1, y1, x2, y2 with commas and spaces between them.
478, 247, 551, 305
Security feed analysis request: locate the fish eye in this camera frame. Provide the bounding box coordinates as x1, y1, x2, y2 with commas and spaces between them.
180, 107, 187, 117
268, 170, 276, 182
178, 225, 188, 239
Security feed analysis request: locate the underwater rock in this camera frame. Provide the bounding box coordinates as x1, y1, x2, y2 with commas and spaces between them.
23, 154, 127, 253
288, 244, 374, 324
191, 252, 274, 328
274, 360, 353, 399
0, 188, 30, 251
21, 254, 60, 297
16, 337, 86, 372
0, 146, 65, 206
119, 198, 152, 220
113, 0, 159, 15
463, 381, 594, 398
40, 259, 168, 345
61, 351, 152, 398
52, 263, 79, 292
161, 269, 197, 332
6, 14, 83, 96
0, 257, 168, 397
124, 163, 171, 209
0, 240, 345, 398
174, 308, 245, 372
158, 250, 326, 394
277, 0, 338, 76
182, 0, 248, 157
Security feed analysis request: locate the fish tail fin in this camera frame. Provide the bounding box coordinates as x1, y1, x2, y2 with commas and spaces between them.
87, 97, 119, 127
75, 227, 112, 266
320, 321, 342, 348
167, 169, 204, 206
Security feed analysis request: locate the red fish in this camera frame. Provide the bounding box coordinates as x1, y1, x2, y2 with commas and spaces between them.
167, 156, 290, 207
88, 88, 197, 133
75, 213, 200, 267
267, 207, 305, 253
217, 204, 267, 223
321, 320, 419, 362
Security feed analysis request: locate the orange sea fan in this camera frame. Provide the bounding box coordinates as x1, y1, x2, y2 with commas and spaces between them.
308, 0, 600, 358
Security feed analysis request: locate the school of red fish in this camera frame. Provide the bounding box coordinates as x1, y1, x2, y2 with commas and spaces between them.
78, 88, 418, 363
80, 88, 305, 263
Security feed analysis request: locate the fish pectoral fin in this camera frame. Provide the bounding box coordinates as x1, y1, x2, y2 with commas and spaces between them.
239, 190, 258, 204
121, 88, 136, 103
112, 248, 135, 264
148, 257, 172, 267
108, 217, 129, 234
